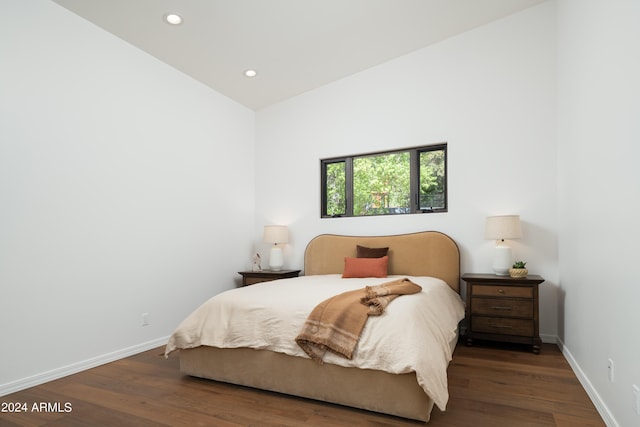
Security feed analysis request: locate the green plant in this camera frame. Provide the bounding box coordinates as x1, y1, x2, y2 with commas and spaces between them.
512, 261, 527, 269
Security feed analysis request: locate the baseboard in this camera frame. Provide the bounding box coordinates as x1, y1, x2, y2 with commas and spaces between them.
0, 336, 169, 397
540, 333, 558, 344
556, 337, 618, 427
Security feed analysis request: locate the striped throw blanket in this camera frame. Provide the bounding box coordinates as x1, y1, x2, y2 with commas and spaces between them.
295, 278, 422, 363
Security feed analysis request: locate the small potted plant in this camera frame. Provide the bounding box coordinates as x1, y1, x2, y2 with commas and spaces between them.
509, 261, 528, 278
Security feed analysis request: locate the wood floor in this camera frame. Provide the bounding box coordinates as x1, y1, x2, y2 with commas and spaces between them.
1, 342, 605, 427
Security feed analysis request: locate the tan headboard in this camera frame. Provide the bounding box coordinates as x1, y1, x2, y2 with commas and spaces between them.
304, 231, 460, 293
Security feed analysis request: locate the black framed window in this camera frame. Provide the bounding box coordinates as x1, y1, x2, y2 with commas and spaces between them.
321, 143, 447, 217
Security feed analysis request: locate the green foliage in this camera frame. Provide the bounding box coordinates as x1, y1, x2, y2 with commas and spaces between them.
325, 162, 345, 216
512, 261, 527, 269
419, 150, 445, 209
353, 152, 410, 215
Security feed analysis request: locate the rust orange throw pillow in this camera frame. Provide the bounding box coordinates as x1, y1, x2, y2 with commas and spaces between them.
342, 256, 389, 278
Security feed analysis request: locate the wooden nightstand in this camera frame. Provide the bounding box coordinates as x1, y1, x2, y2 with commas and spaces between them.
462, 273, 545, 354
238, 269, 301, 286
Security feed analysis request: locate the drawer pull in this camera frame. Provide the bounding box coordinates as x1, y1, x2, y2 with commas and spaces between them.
491, 306, 513, 311
489, 323, 513, 329
498, 289, 504, 293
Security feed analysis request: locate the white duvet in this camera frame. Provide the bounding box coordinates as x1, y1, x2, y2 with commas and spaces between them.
165, 274, 464, 410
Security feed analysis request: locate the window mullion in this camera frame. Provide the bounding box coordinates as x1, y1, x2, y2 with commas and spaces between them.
345, 157, 354, 217
409, 149, 419, 213
321, 161, 328, 216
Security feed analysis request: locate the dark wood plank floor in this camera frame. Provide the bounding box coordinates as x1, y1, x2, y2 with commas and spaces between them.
1, 342, 605, 426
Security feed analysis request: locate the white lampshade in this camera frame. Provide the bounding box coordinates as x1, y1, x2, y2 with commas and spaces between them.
263, 225, 289, 244
485, 215, 522, 276
484, 215, 522, 240
263, 225, 288, 271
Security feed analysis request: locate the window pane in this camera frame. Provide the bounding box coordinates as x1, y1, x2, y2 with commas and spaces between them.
419, 149, 446, 210
325, 161, 346, 216
353, 152, 410, 216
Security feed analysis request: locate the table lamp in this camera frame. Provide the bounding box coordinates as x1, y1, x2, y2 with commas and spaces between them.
263, 225, 288, 271
485, 215, 522, 276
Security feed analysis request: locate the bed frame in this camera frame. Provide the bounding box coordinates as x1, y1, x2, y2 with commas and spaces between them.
179, 231, 460, 422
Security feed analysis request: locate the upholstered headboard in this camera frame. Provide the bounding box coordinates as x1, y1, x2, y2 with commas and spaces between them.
303, 231, 460, 293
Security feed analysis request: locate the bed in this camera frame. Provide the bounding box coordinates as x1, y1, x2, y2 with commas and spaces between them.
165, 231, 464, 422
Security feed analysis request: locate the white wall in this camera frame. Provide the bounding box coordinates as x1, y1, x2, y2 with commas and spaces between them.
557, 1, 640, 426
255, 3, 558, 339
0, 1, 255, 392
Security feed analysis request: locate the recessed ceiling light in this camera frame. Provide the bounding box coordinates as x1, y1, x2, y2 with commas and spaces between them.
244, 69, 258, 78
164, 14, 182, 25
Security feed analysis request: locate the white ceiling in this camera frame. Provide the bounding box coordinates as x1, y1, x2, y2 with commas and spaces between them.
52, 0, 546, 110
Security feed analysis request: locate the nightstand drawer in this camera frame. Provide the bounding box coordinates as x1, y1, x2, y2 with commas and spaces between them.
471, 298, 533, 317
472, 284, 533, 298
472, 316, 534, 336
238, 270, 301, 286
244, 277, 275, 286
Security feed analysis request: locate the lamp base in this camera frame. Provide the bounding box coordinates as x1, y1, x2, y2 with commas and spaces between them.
492, 245, 512, 276
269, 246, 284, 271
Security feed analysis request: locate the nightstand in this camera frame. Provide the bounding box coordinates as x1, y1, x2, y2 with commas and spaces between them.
238, 269, 301, 286
462, 273, 545, 354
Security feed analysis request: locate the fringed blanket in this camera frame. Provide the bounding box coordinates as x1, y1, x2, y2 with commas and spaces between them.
296, 278, 422, 363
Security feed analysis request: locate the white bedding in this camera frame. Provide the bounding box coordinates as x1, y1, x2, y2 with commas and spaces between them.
165, 274, 464, 410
